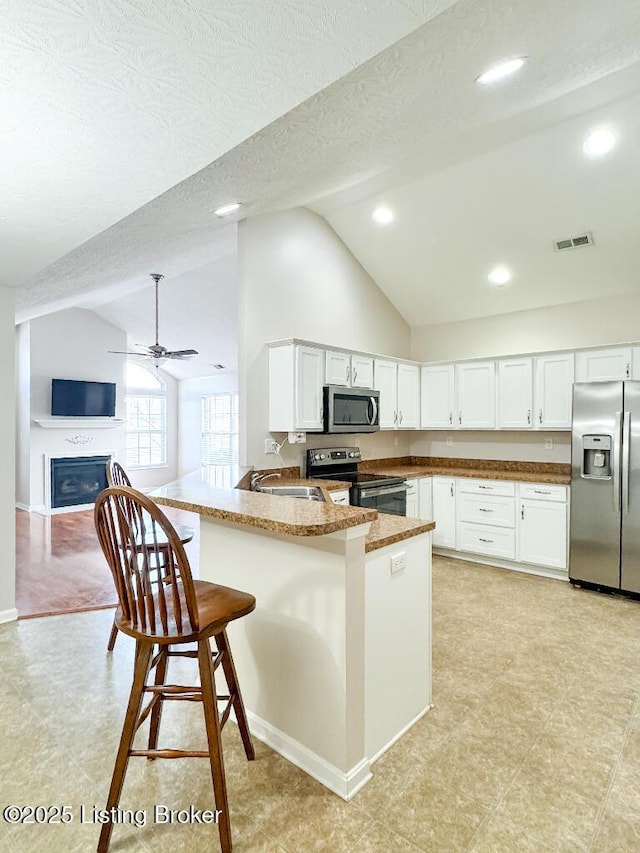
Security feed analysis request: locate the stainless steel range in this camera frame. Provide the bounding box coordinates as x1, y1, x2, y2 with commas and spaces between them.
306, 447, 408, 516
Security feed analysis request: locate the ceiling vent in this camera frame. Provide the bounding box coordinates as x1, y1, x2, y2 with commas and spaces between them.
554, 231, 594, 251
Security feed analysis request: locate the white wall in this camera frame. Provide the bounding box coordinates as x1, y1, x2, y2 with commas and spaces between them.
1, 285, 16, 621
178, 373, 238, 476
15, 322, 30, 508
26, 309, 127, 511
238, 208, 412, 470
411, 292, 640, 363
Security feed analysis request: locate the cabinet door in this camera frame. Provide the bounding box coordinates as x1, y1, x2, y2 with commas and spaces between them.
421, 364, 455, 429
432, 477, 456, 548
456, 362, 496, 429
574, 348, 632, 382
518, 499, 567, 569
406, 492, 419, 518
296, 346, 324, 431
534, 353, 574, 429
497, 358, 533, 429
351, 355, 374, 388
325, 350, 351, 386
374, 360, 398, 429
397, 363, 420, 428
418, 477, 432, 520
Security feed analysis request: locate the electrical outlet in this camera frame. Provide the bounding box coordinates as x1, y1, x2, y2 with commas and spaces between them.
264, 439, 279, 454
390, 552, 406, 575
545, 438, 553, 450
288, 431, 306, 444
446, 436, 453, 447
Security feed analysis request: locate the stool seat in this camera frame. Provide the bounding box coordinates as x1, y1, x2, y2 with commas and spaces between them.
94, 485, 255, 853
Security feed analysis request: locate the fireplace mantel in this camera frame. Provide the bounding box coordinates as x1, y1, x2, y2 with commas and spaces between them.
35, 418, 124, 429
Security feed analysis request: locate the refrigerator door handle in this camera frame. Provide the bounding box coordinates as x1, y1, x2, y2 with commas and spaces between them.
622, 410, 631, 514
614, 410, 623, 512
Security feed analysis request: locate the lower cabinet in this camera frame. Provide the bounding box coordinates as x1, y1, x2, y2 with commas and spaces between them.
405, 480, 419, 518
432, 477, 456, 549
431, 476, 568, 574
517, 483, 568, 569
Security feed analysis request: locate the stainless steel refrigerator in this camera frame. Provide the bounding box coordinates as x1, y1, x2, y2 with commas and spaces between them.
570, 381, 640, 593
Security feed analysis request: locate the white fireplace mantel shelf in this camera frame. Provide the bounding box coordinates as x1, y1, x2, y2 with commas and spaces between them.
34, 418, 125, 429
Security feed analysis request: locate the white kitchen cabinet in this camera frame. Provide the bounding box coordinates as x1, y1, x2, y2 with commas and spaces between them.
325, 351, 374, 388
269, 344, 324, 432
534, 353, 574, 429
374, 360, 419, 429
432, 477, 456, 548
517, 483, 568, 569
418, 477, 432, 520
421, 364, 455, 429
456, 479, 516, 560
497, 358, 533, 429
405, 480, 419, 518
329, 489, 350, 505
575, 348, 632, 382
456, 361, 496, 429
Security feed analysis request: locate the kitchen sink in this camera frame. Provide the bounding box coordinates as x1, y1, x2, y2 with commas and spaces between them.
255, 484, 325, 501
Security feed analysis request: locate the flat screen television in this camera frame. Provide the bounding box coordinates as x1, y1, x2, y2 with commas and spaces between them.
51, 378, 116, 417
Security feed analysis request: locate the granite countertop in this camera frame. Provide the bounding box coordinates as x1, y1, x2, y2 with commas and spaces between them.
150, 470, 434, 550
361, 456, 571, 486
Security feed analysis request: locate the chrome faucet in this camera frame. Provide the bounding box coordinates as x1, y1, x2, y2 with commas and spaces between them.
250, 471, 282, 490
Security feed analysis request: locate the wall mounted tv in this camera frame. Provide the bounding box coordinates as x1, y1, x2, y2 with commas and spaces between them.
51, 379, 116, 417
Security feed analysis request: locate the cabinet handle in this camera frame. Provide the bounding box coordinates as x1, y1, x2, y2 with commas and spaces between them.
399, 411, 403, 424
533, 489, 551, 495
450, 483, 454, 497
478, 485, 492, 490
478, 507, 493, 513
527, 409, 531, 425
521, 505, 525, 519
394, 410, 398, 424
346, 365, 351, 382
353, 368, 358, 381
449, 412, 453, 425
479, 537, 494, 543
458, 412, 462, 425
626, 362, 631, 378
539, 409, 543, 424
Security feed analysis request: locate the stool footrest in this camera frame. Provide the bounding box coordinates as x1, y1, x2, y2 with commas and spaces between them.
130, 748, 210, 759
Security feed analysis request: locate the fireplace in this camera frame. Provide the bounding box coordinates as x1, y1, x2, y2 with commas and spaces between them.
50, 455, 111, 509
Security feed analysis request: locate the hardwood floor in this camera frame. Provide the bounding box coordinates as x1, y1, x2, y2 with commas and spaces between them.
15, 507, 200, 619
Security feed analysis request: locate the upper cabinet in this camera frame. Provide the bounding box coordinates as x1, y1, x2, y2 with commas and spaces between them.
374, 360, 420, 429
497, 358, 533, 429
575, 347, 632, 382
269, 343, 324, 432
325, 350, 374, 389
421, 364, 455, 429
456, 361, 496, 429
534, 353, 574, 429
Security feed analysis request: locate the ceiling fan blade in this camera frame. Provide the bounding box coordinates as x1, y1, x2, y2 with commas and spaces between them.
165, 349, 199, 358
108, 349, 153, 356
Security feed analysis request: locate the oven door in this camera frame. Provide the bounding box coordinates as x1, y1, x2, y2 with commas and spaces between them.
354, 483, 408, 516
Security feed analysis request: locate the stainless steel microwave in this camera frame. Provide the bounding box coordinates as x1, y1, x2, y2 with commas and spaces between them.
323, 386, 380, 433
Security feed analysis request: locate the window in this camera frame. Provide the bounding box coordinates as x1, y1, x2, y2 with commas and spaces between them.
125, 362, 167, 468
201, 393, 238, 474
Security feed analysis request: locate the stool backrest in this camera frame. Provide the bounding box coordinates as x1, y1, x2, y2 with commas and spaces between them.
95, 486, 199, 639
107, 460, 131, 487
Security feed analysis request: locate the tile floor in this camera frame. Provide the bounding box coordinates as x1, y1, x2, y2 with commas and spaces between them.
2, 556, 640, 851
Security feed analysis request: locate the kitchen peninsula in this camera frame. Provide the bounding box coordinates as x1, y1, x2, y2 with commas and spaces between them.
151, 471, 434, 799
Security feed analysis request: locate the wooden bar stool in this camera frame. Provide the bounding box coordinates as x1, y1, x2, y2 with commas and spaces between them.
105, 461, 194, 651
94, 485, 255, 852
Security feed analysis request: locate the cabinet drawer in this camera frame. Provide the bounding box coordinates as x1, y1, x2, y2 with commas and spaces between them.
405, 480, 418, 495
457, 493, 515, 528
457, 478, 515, 497
457, 522, 516, 559
518, 483, 567, 502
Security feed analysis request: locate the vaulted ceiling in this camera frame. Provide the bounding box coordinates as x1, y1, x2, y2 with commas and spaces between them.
6, 0, 640, 377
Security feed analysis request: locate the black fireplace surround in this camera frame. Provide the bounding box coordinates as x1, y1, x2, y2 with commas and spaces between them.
50, 456, 110, 509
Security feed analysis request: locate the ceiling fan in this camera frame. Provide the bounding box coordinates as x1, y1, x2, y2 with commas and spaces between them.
109, 273, 198, 362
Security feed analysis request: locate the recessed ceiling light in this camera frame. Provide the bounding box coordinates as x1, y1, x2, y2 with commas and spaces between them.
488, 266, 511, 286
214, 202, 241, 217
372, 206, 394, 225
583, 127, 616, 158
476, 57, 526, 85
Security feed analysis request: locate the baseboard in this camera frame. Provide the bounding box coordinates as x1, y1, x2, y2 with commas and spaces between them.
433, 548, 568, 582
15, 502, 31, 512
0, 608, 18, 624
368, 703, 433, 765
245, 709, 372, 801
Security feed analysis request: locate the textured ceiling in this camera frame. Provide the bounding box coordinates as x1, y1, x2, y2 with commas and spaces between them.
3, 0, 454, 287
9, 0, 640, 375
